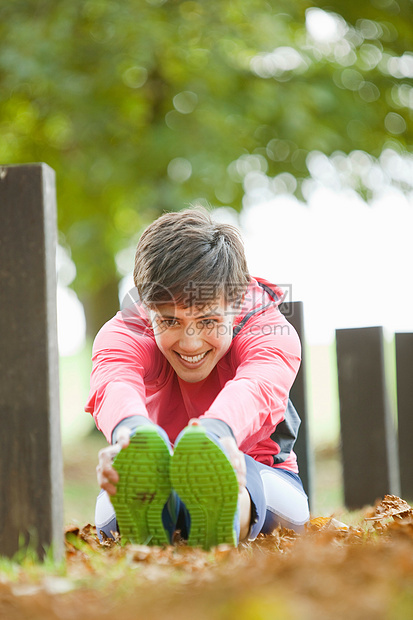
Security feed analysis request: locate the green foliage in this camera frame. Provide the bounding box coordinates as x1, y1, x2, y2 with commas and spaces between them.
0, 0, 411, 305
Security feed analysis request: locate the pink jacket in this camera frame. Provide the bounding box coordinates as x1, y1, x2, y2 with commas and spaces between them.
85, 277, 301, 472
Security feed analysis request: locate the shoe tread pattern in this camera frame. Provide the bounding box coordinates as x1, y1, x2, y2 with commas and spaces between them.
111, 427, 171, 545
171, 426, 238, 550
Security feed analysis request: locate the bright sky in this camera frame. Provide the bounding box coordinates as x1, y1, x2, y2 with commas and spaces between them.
238, 187, 413, 344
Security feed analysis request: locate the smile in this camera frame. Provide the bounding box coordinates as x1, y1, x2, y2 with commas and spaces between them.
177, 351, 209, 364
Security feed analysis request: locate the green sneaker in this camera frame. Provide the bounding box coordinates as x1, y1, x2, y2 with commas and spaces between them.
170, 425, 239, 550
110, 426, 172, 546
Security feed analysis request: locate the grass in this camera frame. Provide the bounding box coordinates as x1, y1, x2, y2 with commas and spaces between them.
2, 502, 413, 620
2, 434, 413, 620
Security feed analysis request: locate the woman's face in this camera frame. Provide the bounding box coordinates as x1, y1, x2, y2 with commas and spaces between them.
150, 297, 236, 383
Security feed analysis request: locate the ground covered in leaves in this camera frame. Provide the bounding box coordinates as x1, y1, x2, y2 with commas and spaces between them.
2, 496, 413, 620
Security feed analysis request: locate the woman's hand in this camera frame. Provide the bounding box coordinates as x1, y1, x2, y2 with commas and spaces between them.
96, 426, 131, 496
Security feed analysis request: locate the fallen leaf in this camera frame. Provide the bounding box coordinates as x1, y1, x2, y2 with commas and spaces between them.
306, 517, 349, 532
365, 495, 413, 522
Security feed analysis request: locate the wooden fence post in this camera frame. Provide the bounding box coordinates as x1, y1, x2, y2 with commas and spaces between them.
281, 301, 314, 509
336, 326, 399, 509
0, 164, 63, 560
395, 333, 413, 500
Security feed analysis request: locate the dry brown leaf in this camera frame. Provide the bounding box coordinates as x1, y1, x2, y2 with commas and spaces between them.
386, 519, 413, 539
365, 495, 413, 522
306, 516, 349, 532
64, 524, 80, 537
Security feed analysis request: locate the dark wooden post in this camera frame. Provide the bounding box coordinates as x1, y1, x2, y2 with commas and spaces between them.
395, 333, 413, 500
0, 164, 63, 560
336, 326, 399, 509
281, 301, 314, 509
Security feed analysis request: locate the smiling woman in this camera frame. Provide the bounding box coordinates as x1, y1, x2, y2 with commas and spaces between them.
86, 206, 310, 550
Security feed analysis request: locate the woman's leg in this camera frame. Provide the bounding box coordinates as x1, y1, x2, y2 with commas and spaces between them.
244, 455, 310, 540
95, 488, 118, 541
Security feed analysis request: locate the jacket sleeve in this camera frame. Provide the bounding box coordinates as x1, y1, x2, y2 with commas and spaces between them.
84, 313, 158, 443
201, 306, 301, 452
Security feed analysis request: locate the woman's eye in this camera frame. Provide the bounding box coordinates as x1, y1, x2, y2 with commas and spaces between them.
201, 319, 217, 329
161, 319, 179, 327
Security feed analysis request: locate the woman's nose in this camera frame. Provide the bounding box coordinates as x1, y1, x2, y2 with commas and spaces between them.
179, 322, 203, 352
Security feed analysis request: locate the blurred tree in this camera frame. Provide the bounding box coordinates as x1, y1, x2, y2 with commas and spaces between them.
0, 0, 411, 335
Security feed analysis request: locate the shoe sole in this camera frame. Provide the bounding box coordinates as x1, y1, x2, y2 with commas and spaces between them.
110, 426, 171, 546
170, 426, 239, 550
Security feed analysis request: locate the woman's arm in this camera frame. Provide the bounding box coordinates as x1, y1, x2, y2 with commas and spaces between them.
85, 312, 159, 443
201, 307, 301, 452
